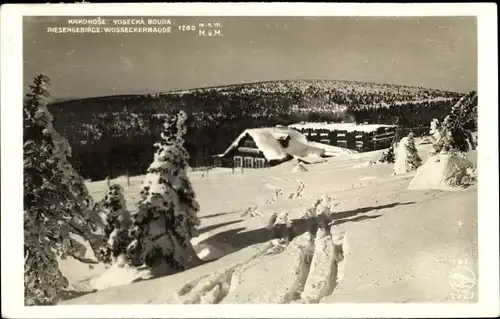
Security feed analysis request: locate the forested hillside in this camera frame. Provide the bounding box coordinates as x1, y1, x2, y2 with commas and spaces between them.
48, 79, 470, 180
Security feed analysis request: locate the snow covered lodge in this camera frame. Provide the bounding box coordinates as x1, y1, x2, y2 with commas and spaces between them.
212, 126, 329, 169
288, 122, 398, 153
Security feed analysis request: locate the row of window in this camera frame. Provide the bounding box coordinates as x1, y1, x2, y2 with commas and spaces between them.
234, 156, 266, 169
316, 139, 372, 152
337, 140, 347, 148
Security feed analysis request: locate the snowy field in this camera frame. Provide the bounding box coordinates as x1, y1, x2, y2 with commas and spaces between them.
59, 138, 478, 304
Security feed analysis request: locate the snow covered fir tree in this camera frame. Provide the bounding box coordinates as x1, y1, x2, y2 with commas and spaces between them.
379, 144, 395, 163
97, 184, 132, 265
392, 132, 422, 175
404, 132, 422, 170
23, 75, 104, 305
430, 91, 477, 156
408, 91, 478, 190
430, 118, 442, 142
125, 110, 202, 276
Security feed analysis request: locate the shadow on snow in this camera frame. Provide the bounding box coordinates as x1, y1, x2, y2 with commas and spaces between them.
197, 201, 416, 258
197, 219, 243, 235
199, 210, 241, 220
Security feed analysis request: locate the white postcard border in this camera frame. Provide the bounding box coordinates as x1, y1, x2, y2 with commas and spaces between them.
1, 3, 498, 318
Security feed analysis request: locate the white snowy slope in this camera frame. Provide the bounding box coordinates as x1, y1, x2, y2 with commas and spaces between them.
59, 139, 478, 304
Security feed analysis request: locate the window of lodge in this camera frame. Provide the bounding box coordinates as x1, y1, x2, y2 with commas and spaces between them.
337, 140, 347, 148
254, 158, 265, 168
214, 158, 221, 167
356, 141, 364, 152
320, 139, 330, 145
233, 156, 242, 168
243, 157, 254, 168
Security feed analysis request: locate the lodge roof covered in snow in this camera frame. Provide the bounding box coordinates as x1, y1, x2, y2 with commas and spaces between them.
289, 122, 397, 133
215, 126, 326, 161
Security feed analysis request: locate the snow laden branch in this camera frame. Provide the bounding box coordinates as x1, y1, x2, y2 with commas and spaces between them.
23, 75, 105, 306
430, 91, 477, 156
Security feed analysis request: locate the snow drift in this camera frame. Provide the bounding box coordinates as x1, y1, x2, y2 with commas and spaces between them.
292, 163, 308, 173
408, 153, 475, 191
89, 256, 154, 290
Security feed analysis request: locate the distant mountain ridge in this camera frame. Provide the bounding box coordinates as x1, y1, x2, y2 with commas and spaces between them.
51, 79, 461, 106
49, 97, 82, 104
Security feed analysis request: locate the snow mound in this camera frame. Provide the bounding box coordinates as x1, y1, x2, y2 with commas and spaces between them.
197, 248, 212, 260
353, 160, 378, 168
194, 243, 232, 261
58, 234, 105, 289
408, 153, 475, 191
192, 231, 241, 262
292, 163, 308, 173
90, 256, 152, 290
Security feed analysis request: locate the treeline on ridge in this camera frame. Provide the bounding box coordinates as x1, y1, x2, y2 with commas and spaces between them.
48, 80, 471, 181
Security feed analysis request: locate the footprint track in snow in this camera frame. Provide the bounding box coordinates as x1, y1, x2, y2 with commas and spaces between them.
174, 241, 282, 304
288, 180, 306, 199
174, 214, 347, 304
280, 224, 348, 303
175, 267, 236, 304
240, 205, 260, 218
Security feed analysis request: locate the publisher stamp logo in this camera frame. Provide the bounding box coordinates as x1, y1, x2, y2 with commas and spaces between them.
449, 259, 476, 301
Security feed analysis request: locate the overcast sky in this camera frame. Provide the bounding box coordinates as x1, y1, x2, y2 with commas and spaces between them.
23, 16, 477, 99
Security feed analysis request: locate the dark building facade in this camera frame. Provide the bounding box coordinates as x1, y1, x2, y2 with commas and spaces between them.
289, 123, 398, 153
213, 132, 292, 169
